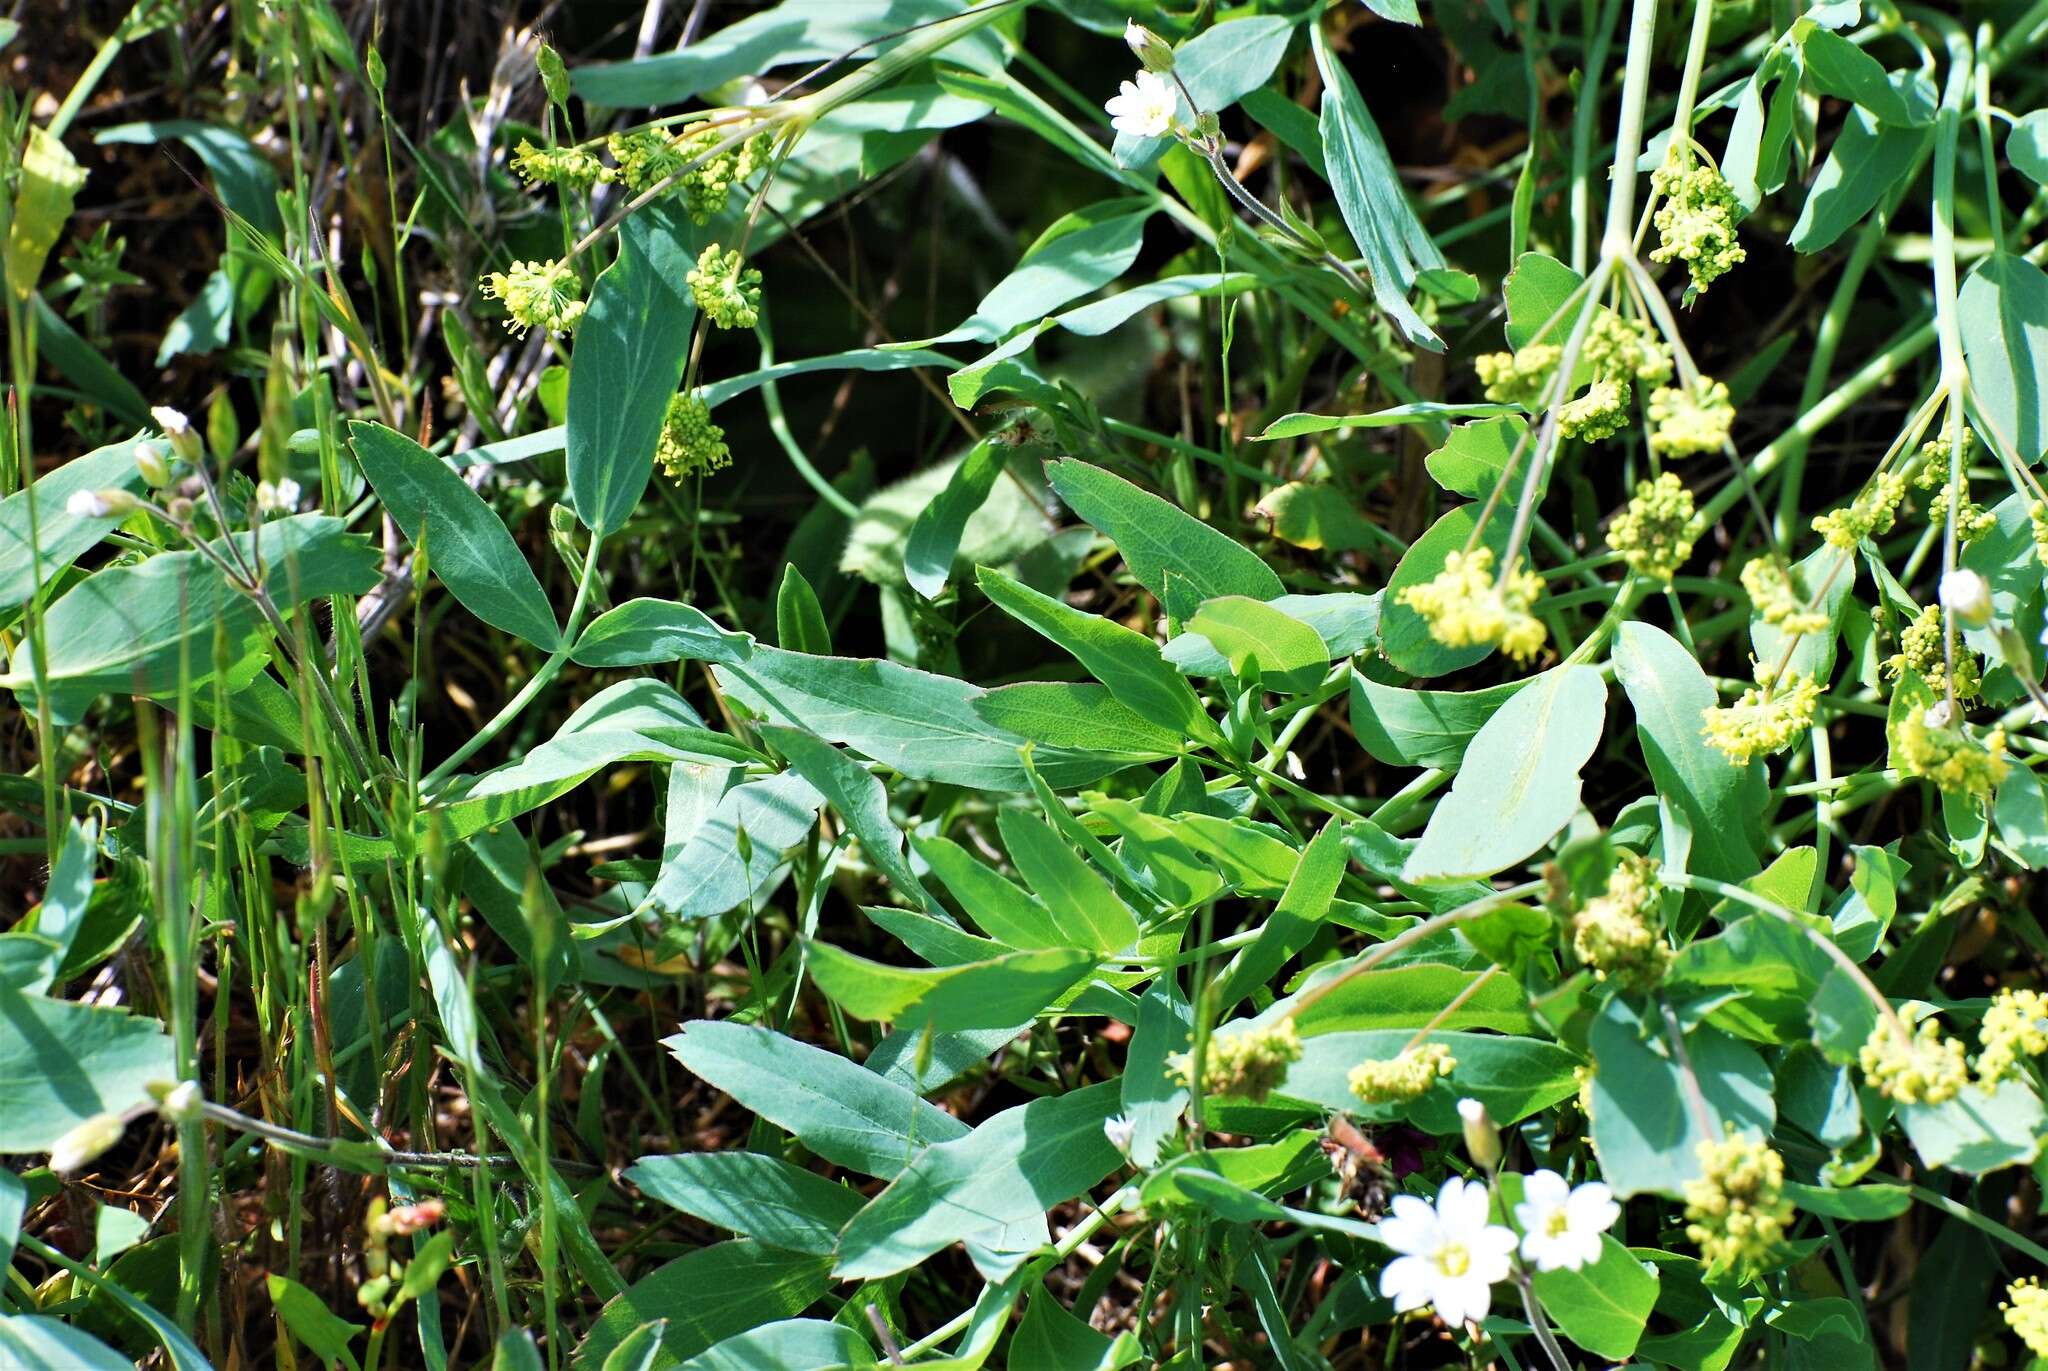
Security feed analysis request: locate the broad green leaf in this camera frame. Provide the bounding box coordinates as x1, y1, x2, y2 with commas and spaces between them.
1791, 108, 1928, 253
1588, 1001, 1776, 1199
0, 1317, 131, 1371
1113, 16, 1298, 172
1121, 977, 1192, 1167
602, 1322, 668, 1371
1280, 1029, 1578, 1132
1424, 416, 1532, 499
1254, 402, 1513, 441
30, 296, 151, 425
1749, 543, 1854, 683
1960, 252, 2048, 465
997, 806, 1139, 952
9, 817, 95, 995
647, 772, 824, 918
462, 823, 575, 992
867, 906, 1009, 966
1011, 1287, 1143, 1369
1782, 1181, 1912, 1220
931, 200, 1153, 345
1046, 459, 1283, 611
663, 1020, 968, 1177
1794, 24, 1934, 127
568, 201, 699, 536
628, 1152, 864, 1257
971, 682, 1185, 761
1900, 1077, 2047, 1174
833, 1079, 1125, 1278
1253, 481, 1386, 553
675, 1320, 875, 1371
2010, 109, 2048, 187
96, 121, 283, 242
1614, 622, 1764, 882
1503, 251, 1588, 350
1350, 671, 1522, 768
1308, 24, 1444, 349
268, 1274, 365, 1371
841, 449, 1047, 591
0, 437, 151, 612
5, 127, 86, 299
977, 566, 1218, 745
806, 941, 1096, 1030
905, 440, 1005, 599
1405, 665, 1607, 881
1275, 961, 1540, 1036
913, 834, 1069, 948
1216, 821, 1347, 1009
573, 598, 755, 667
1530, 1233, 1658, 1360
1995, 763, 2048, 868
1186, 596, 1329, 693
0, 514, 378, 697
574, 1240, 831, 1370
1379, 503, 1514, 677
496, 1330, 546, 1371
716, 645, 1125, 792
762, 725, 927, 907
349, 421, 561, 649
0, 986, 174, 1151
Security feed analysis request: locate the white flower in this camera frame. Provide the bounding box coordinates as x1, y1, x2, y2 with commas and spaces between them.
1513, 1169, 1619, 1273
1102, 1114, 1137, 1152
1105, 70, 1177, 139
1378, 1176, 1518, 1327
1940, 568, 1993, 629
67, 490, 115, 518
257, 477, 303, 514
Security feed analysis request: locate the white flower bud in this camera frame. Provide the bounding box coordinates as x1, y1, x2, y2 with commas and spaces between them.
48, 1112, 127, 1175
1458, 1097, 1501, 1172
1123, 20, 1176, 74
133, 441, 174, 488
1939, 568, 1993, 630
150, 406, 203, 463
155, 1080, 204, 1126
66, 489, 139, 519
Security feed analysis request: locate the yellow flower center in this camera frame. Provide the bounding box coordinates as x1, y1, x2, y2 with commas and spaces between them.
1437, 1244, 1471, 1278
1546, 1210, 1572, 1238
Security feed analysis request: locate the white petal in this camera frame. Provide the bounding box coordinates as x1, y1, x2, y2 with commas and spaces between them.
1379, 1255, 1437, 1311
1434, 1273, 1495, 1327
1567, 1182, 1621, 1234
1523, 1169, 1571, 1207
1437, 1176, 1491, 1233
1521, 1230, 1565, 1272
1560, 1230, 1604, 1271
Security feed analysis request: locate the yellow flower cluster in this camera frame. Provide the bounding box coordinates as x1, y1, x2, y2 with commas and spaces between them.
1559, 375, 1630, 441
1572, 854, 1670, 987
1701, 664, 1822, 765
1812, 471, 1908, 549
1740, 558, 1828, 637
1397, 547, 1548, 664
511, 138, 606, 189
480, 259, 586, 336
607, 124, 774, 223
1607, 472, 1698, 580
1894, 704, 2006, 799
1475, 345, 1561, 407
1174, 1017, 1303, 1102
1347, 1043, 1456, 1103
1882, 606, 1982, 703
1648, 377, 1735, 458
1858, 1012, 1969, 1105
1914, 426, 1973, 487
1650, 153, 1746, 299
1977, 989, 2048, 1087
1924, 480, 1999, 543
687, 244, 763, 330
655, 394, 731, 481
1585, 308, 1674, 385
1683, 1132, 1791, 1274
2006, 1277, 2048, 1359
2031, 500, 2048, 569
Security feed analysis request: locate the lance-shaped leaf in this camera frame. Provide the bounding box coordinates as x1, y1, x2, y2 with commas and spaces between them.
760, 724, 926, 908
1046, 459, 1282, 612
806, 941, 1098, 1031
0, 438, 151, 612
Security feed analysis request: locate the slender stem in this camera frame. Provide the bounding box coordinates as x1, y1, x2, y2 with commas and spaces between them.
1515, 1272, 1575, 1371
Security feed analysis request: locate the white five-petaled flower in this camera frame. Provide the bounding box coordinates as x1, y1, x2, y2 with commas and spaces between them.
1378, 1176, 1518, 1328
1512, 1169, 1619, 1273
1102, 1113, 1137, 1153
1105, 70, 1177, 140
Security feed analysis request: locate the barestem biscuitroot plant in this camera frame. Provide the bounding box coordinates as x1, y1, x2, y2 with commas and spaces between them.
15, 0, 2048, 1366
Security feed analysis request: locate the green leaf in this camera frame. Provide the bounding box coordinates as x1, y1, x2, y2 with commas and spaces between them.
567, 201, 699, 536
1405, 665, 1607, 881
833, 1079, 1125, 1278
349, 421, 560, 648
1308, 24, 1444, 349
663, 1020, 969, 1177
1113, 16, 1298, 173
971, 683, 1185, 761
601, 1323, 668, 1371
574, 1240, 832, 1369
647, 772, 824, 919
1503, 250, 1589, 349
1349, 672, 1523, 769
268, 1273, 365, 1371
495, 1330, 546, 1371
1899, 1077, 2047, 1174
1046, 459, 1283, 612
1121, 977, 1192, 1167
2009, 109, 2048, 187
0, 1317, 132, 1371
1794, 24, 1934, 126
933, 200, 1153, 345
806, 941, 1096, 1030
1791, 108, 1929, 254
998, 806, 1138, 952
1276, 961, 1541, 1036
1252, 481, 1387, 553
1216, 821, 1347, 1009
96, 121, 283, 243
1749, 543, 1854, 683
1587, 1001, 1776, 1199
1280, 1029, 1577, 1132
1, 515, 378, 697
628, 1152, 864, 1257
913, 834, 1069, 948
1424, 416, 1531, 499
905, 441, 1005, 600
841, 449, 1047, 591
1253, 402, 1511, 441
1011, 1287, 1143, 1369
775, 564, 832, 654
761, 725, 927, 908
1185, 596, 1329, 694
0, 986, 173, 1151
1379, 503, 1514, 677
6, 127, 86, 299
1614, 622, 1765, 882
716, 646, 1127, 792
0, 437, 151, 612
977, 566, 1218, 746
572, 598, 756, 668
675, 1320, 876, 1371
1959, 252, 2048, 465
30, 296, 151, 425
1532, 1233, 1658, 1360
1781, 1180, 1912, 1220
1995, 763, 2048, 868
